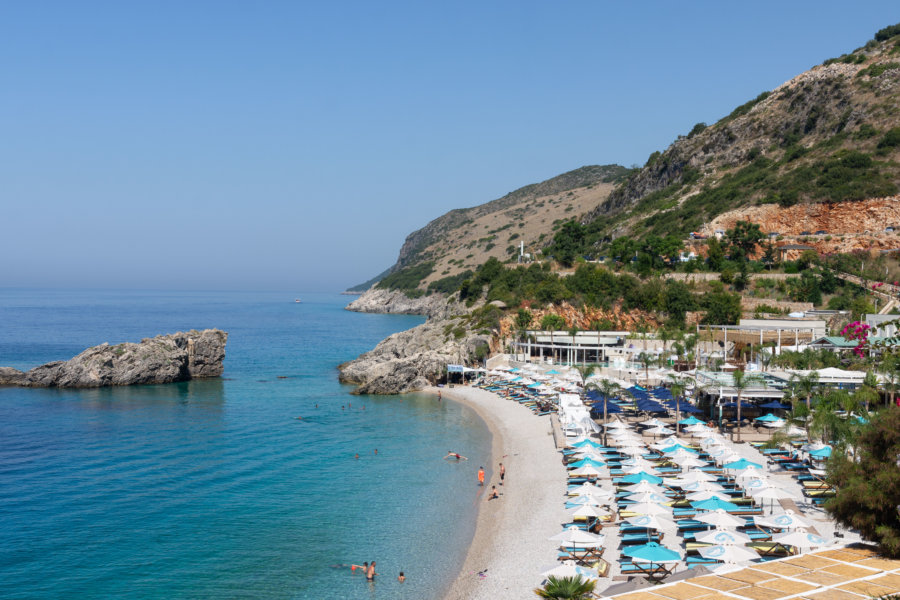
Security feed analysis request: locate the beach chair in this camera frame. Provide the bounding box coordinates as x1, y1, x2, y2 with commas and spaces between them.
557, 545, 604, 565
618, 560, 677, 582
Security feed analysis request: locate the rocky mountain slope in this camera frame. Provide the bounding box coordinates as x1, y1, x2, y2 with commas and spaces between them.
581, 30, 900, 245
347, 165, 630, 293
0, 330, 227, 388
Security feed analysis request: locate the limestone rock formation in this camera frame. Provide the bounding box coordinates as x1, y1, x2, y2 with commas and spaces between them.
0, 329, 227, 388
345, 287, 467, 319
338, 319, 490, 394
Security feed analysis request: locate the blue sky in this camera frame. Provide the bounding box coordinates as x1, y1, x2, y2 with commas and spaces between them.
2, 1, 897, 291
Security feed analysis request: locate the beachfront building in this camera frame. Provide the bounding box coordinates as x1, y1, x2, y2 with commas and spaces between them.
512, 330, 629, 365
698, 319, 827, 367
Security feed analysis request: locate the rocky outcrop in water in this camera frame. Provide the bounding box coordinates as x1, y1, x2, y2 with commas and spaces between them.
338, 319, 491, 394
0, 329, 227, 388
345, 287, 466, 318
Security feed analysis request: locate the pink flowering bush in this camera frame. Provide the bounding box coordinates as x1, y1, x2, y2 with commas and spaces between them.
840, 321, 871, 357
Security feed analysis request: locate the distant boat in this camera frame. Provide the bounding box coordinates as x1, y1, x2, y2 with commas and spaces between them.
294, 299, 302, 303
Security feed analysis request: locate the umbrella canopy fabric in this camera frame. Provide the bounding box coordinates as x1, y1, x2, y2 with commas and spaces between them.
676, 471, 720, 483
740, 478, 768, 492
696, 529, 752, 545
772, 530, 829, 549
691, 497, 741, 512
687, 490, 733, 502
569, 457, 607, 469
625, 514, 675, 531
660, 444, 698, 455
540, 564, 600, 580
698, 544, 760, 563
626, 492, 670, 504
572, 482, 613, 497
758, 400, 790, 410
568, 493, 606, 507
679, 416, 705, 425
621, 471, 664, 484
628, 502, 673, 515
623, 542, 682, 564
646, 426, 675, 436
624, 481, 666, 494
567, 504, 610, 519
681, 481, 725, 492
734, 466, 767, 482
750, 487, 796, 501
809, 446, 833, 458
549, 525, 604, 546
569, 465, 604, 477
755, 413, 783, 422
755, 510, 812, 530
695, 509, 747, 528
570, 438, 604, 449
676, 456, 709, 469
641, 418, 666, 427
722, 458, 763, 470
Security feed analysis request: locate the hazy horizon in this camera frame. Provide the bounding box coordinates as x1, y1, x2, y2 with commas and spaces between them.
3, 1, 898, 291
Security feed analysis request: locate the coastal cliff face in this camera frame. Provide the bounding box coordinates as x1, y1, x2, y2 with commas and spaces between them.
0, 329, 227, 388
345, 287, 465, 318
338, 319, 491, 394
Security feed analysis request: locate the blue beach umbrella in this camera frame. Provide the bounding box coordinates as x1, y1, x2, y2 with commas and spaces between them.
680, 404, 704, 414
759, 400, 790, 410
660, 444, 698, 455
755, 413, 783, 422
679, 416, 704, 426
569, 457, 607, 469
722, 458, 763, 470
691, 497, 741, 512
621, 471, 664, 485
622, 542, 682, 564
547, 369, 560, 375
571, 439, 603, 449
808, 446, 832, 458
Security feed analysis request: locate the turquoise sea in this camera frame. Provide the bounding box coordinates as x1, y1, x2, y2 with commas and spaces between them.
0, 290, 492, 599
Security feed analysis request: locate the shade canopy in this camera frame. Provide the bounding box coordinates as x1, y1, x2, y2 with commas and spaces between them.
625, 514, 675, 531
540, 563, 600, 580
691, 497, 742, 512
679, 416, 705, 425
621, 471, 664, 485
758, 400, 790, 410
754, 510, 812, 530
628, 502, 673, 515
695, 509, 747, 529
755, 413, 783, 422
549, 525, 604, 546
696, 529, 752, 545
772, 530, 829, 549
698, 544, 759, 563
722, 458, 763, 470
623, 542, 682, 564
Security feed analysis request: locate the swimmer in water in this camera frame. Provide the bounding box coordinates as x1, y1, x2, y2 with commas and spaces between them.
398, 571, 405, 582
443, 451, 467, 460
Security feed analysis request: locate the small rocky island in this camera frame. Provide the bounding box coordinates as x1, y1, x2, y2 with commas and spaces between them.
0, 329, 227, 388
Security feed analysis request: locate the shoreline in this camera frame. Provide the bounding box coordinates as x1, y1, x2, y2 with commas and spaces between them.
427, 385, 568, 600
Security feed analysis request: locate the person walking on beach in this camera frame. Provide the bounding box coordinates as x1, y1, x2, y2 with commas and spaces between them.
444, 451, 467, 460
499, 462, 505, 485
477, 466, 485, 486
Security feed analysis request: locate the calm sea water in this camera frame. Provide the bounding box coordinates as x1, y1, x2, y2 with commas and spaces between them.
0, 290, 491, 599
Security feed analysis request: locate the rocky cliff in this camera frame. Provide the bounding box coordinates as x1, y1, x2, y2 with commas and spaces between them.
345, 287, 467, 318
338, 319, 491, 394
0, 329, 227, 388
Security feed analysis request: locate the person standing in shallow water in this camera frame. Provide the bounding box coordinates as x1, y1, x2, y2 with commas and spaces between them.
366, 561, 377, 581
477, 466, 485, 486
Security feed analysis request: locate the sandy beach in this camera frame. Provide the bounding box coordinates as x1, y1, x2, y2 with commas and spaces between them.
430, 385, 569, 600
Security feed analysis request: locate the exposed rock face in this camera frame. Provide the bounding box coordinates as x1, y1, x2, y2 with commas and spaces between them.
345, 287, 467, 319
0, 329, 227, 388
338, 319, 491, 394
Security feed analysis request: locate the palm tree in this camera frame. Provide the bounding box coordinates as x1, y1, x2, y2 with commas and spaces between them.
789, 371, 820, 412
730, 369, 764, 443
534, 575, 596, 599
880, 355, 900, 407
668, 374, 687, 434
572, 364, 597, 403
638, 351, 655, 384
855, 371, 880, 412
588, 378, 621, 445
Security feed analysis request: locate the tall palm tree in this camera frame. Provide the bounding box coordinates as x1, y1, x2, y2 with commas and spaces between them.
587, 378, 621, 445
534, 575, 596, 599
638, 351, 655, 384
668, 374, 687, 434
789, 371, 820, 412
572, 364, 597, 403
881, 355, 900, 407
731, 369, 764, 443
855, 371, 880, 412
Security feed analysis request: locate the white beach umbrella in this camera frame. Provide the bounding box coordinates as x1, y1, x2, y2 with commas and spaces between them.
569, 465, 604, 477
750, 486, 796, 501
627, 502, 673, 515
572, 482, 613, 498
678, 470, 720, 483
696, 529, 752, 545
626, 492, 670, 503
621, 446, 649, 457
772, 530, 830, 549
623, 481, 665, 494
641, 418, 666, 427
646, 426, 675, 437
706, 447, 732, 458
540, 564, 600, 581
651, 436, 683, 449
755, 510, 812, 530
568, 494, 605, 508
549, 526, 604, 546
687, 490, 733, 502
666, 448, 698, 462
686, 423, 713, 433
698, 544, 760, 564
567, 504, 610, 520
606, 421, 631, 430
625, 513, 675, 531
573, 448, 607, 459
681, 480, 725, 492
676, 456, 709, 469
784, 425, 807, 437
699, 436, 725, 447
623, 464, 659, 475
734, 466, 766, 481
695, 509, 747, 529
